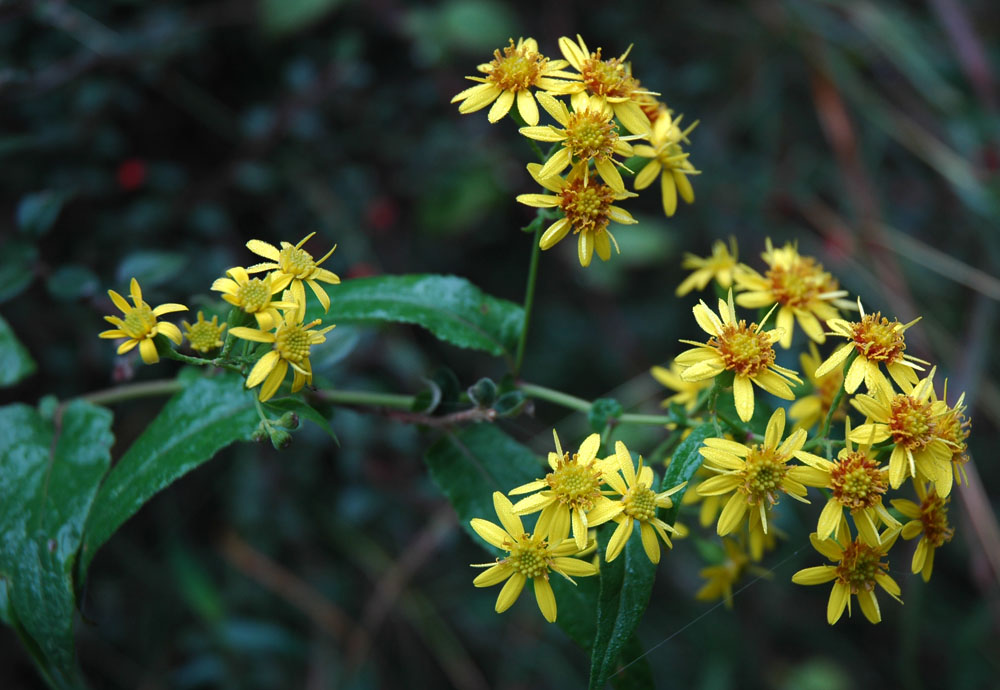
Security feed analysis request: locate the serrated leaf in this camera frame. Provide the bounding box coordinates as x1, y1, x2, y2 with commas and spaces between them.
264, 397, 339, 444
0, 314, 36, 386
308, 275, 523, 358
588, 519, 657, 690
659, 423, 714, 527
0, 241, 38, 303
79, 374, 258, 574
0, 400, 113, 688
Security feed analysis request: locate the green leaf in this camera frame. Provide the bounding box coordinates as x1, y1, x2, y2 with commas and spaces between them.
0, 240, 38, 303
466, 377, 497, 407
588, 520, 657, 690
46, 265, 100, 301
264, 397, 339, 444
309, 275, 524, 358
659, 423, 714, 527
79, 374, 258, 574
0, 314, 36, 386
17, 190, 69, 237
589, 397, 623, 432
115, 250, 187, 288
609, 634, 654, 690
260, 0, 346, 35
0, 400, 114, 688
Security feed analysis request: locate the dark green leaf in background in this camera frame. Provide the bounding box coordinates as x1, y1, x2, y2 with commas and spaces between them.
260, 0, 347, 36
265, 396, 339, 444
115, 250, 187, 289
0, 401, 114, 688
46, 265, 100, 302
17, 190, 70, 237
0, 241, 38, 304
79, 374, 258, 575
0, 314, 36, 386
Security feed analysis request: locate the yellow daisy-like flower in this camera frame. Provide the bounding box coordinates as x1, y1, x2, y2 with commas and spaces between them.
674, 291, 801, 422
814, 298, 927, 399
601, 441, 685, 564
696, 408, 814, 537
651, 362, 711, 412
516, 162, 637, 267
99, 278, 187, 365
181, 311, 226, 353
470, 492, 598, 623
211, 267, 297, 332
245, 232, 340, 318
674, 237, 739, 297
450, 37, 573, 126
681, 468, 724, 529
734, 239, 852, 349
229, 296, 335, 402
519, 92, 636, 193
633, 106, 699, 217
509, 431, 621, 551
789, 342, 846, 431
891, 481, 954, 582
792, 522, 901, 625
695, 538, 770, 609
553, 35, 653, 135
849, 369, 953, 495
934, 384, 971, 485
794, 418, 900, 545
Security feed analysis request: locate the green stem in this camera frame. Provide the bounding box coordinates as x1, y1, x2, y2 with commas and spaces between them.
509, 109, 546, 162
514, 224, 542, 377
314, 389, 415, 409
707, 377, 724, 436
519, 383, 678, 426
804, 352, 855, 451
160, 345, 243, 374
79, 379, 184, 406
617, 413, 673, 426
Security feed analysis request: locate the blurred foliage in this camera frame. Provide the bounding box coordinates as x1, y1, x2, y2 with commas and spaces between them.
1, 0, 999, 687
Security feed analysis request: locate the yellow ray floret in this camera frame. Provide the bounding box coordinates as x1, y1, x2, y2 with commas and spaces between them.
633, 106, 699, 217
891, 480, 953, 582
245, 232, 340, 317
99, 277, 187, 364
211, 267, 298, 331
674, 238, 738, 297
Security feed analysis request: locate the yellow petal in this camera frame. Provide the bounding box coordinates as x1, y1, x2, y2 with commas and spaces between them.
733, 375, 754, 422
827, 582, 849, 624
470, 518, 508, 549
578, 231, 594, 267
487, 89, 515, 123
605, 518, 633, 562
138, 338, 158, 365
495, 573, 526, 613
533, 577, 557, 622
246, 239, 280, 261
473, 563, 513, 587
516, 89, 539, 126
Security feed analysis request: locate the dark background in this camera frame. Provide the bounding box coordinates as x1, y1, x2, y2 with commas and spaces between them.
1, 0, 998, 687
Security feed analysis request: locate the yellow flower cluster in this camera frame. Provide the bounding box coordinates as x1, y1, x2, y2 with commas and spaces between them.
652, 238, 970, 624
453, 35, 699, 267
470, 431, 684, 622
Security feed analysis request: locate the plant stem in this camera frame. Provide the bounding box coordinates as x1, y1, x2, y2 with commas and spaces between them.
514, 224, 542, 377
79, 379, 184, 406
519, 382, 677, 426
313, 389, 415, 409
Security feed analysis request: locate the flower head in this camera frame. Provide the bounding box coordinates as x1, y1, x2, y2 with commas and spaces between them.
696, 408, 814, 536
734, 239, 852, 349
674, 290, 801, 422
792, 522, 901, 625
789, 343, 846, 431
99, 278, 187, 364
696, 538, 770, 608
601, 441, 685, 564
892, 481, 954, 582
814, 298, 927, 399
516, 163, 637, 267
633, 107, 699, 217
245, 233, 340, 318
509, 431, 621, 551
470, 492, 598, 623
933, 383, 971, 486
651, 362, 711, 412
211, 267, 297, 331
675, 238, 738, 297
181, 311, 226, 353
229, 294, 335, 402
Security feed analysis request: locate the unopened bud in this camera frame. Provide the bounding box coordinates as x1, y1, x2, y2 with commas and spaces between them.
269, 429, 292, 450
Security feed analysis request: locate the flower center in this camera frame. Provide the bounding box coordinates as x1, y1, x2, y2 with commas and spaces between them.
275, 321, 318, 363
767, 259, 835, 309
487, 40, 547, 92
711, 322, 776, 377
888, 395, 935, 450
122, 304, 156, 339
187, 321, 222, 353
579, 50, 633, 99
558, 178, 615, 235
279, 246, 316, 278
740, 446, 789, 505
563, 111, 617, 161
507, 535, 551, 579
850, 313, 906, 363
830, 451, 887, 510
236, 278, 271, 312
835, 540, 888, 594
918, 490, 954, 548
622, 484, 657, 521
546, 453, 602, 510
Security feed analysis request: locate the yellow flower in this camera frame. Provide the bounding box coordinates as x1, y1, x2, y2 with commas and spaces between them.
934, 384, 971, 485
651, 362, 710, 413
509, 431, 622, 551
601, 441, 685, 564
696, 538, 770, 608
682, 468, 724, 529
696, 408, 814, 536
211, 267, 297, 331
633, 106, 699, 217
553, 35, 653, 135
891, 481, 954, 582
674, 291, 801, 422
229, 296, 335, 402
470, 492, 598, 623
791, 522, 901, 625
814, 298, 927, 399
734, 239, 852, 349
181, 311, 226, 353
99, 278, 187, 365
849, 369, 953, 495
519, 92, 636, 192
516, 162, 637, 267
245, 232, 340, 317
794, 418, 900, 545
789, 343, 846, 431
674, 238, 739, 297
450, 37, 573, 126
